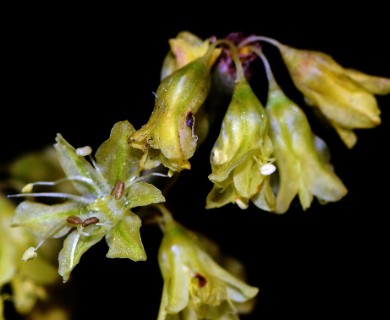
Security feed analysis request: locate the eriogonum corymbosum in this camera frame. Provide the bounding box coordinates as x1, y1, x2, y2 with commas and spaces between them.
157, 209, 258, 319
11, 121, 165, 282
207, 77, 275, 211
264, 59, 348, 213
129, 42, 221, 173
278, 43, 390, 148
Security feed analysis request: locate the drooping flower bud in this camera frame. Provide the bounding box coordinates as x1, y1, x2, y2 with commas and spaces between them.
266, 75, 348, 213
279, 44, 390, 148
206, 78, 275, 211
130, 44, 220, 172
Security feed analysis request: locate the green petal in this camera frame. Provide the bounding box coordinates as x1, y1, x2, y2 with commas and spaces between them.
200, 251, 259, 303
12, 201, 84, 238
167, 263, 189, 313
205, 184, 235, 209
125, 181, 165, 209
58, 228, 105, 282
55, 134, 105, 195
95, 121, 143, 185
106, 213, 146, 261
209, 79, 268, 183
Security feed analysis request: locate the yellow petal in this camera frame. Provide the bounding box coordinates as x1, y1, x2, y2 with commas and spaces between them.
344, 68, 390, 95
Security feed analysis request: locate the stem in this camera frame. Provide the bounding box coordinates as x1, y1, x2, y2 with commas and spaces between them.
213, 39, 245, 82
248, 45, 279, 91
239, 35, 283, 49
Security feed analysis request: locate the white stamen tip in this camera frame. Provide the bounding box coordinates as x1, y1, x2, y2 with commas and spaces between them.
22, 247, 37, 261
260, 163, 276, 176
236, 198, 248, 209
22, 183, 34, 193
76, 146, 92, 156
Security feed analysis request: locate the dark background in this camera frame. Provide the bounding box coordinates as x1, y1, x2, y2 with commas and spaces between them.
3, 5, 389, 319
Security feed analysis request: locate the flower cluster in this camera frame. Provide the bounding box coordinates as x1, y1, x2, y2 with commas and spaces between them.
3, 31, 389, 320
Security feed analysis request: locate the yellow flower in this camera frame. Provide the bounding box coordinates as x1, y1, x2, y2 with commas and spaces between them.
266, 77, 348, 213
157, 213, 258, 319
129, 43, 220, 172
0, 195, 59, 317
206, 78, 275, 211
279, 44, 390, 147
161, 31, 221, 79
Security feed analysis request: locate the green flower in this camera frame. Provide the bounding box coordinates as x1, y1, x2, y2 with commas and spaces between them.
266, 74, 347, 213
157, 211, 258, 319
206, 78, 276, 211
129, 44, 219, 173
12, 121, 165, 282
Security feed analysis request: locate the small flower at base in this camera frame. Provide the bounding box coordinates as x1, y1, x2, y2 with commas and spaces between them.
157, 213, 258, 320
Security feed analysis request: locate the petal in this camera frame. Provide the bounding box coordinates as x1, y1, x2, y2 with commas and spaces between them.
204, 253, 259, 302
95, 121, 143, 185
344, 68, 390, 95
106, 213, 146, 261
58, 228, 105, 282
12, 201, 84, 238
55, 134, 105, 195
167, 264, 190, 313
125, 181, 165, 209
206, 184, 235, 209
209, 80, 268, 183
305, 78, 381, 129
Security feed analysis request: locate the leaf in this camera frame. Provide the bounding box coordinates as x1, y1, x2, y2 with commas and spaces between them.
106, 213, 146, 261
55, 134, 105, 195
95, 121, 143, 185
125, 181, 165, 209
12, 201, 85, 238
58, 228, 105, 282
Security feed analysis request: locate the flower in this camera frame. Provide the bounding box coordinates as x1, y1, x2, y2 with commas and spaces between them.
129, 43, 220, 173
161, 31, 221, 79
279, 44, 390, 148
1, 194, 59, 316
157, 211, 258, 319
206, 78, 276, 211
12, 121, 165, 282
265, 73, 348, 213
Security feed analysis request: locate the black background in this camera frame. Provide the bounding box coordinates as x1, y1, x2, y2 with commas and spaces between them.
3, 4, 389, 319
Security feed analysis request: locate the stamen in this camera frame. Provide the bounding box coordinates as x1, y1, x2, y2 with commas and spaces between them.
76, 146, 92, 156
260, 163, 276, 176
82, 217, 100, 227
8, 192, 91, 204
22, 247, 37, 261
67, 215, 83, 225
111, 181, 125, 200
194, 273, 207, 288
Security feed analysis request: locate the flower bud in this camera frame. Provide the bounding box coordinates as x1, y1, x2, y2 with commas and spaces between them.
207, 78, 275, 211
130, 45, 220, 172
279, 44, 390, 147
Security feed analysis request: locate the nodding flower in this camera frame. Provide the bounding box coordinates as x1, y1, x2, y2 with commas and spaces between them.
157, 207, 258, 320
278, 43, 390, 148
